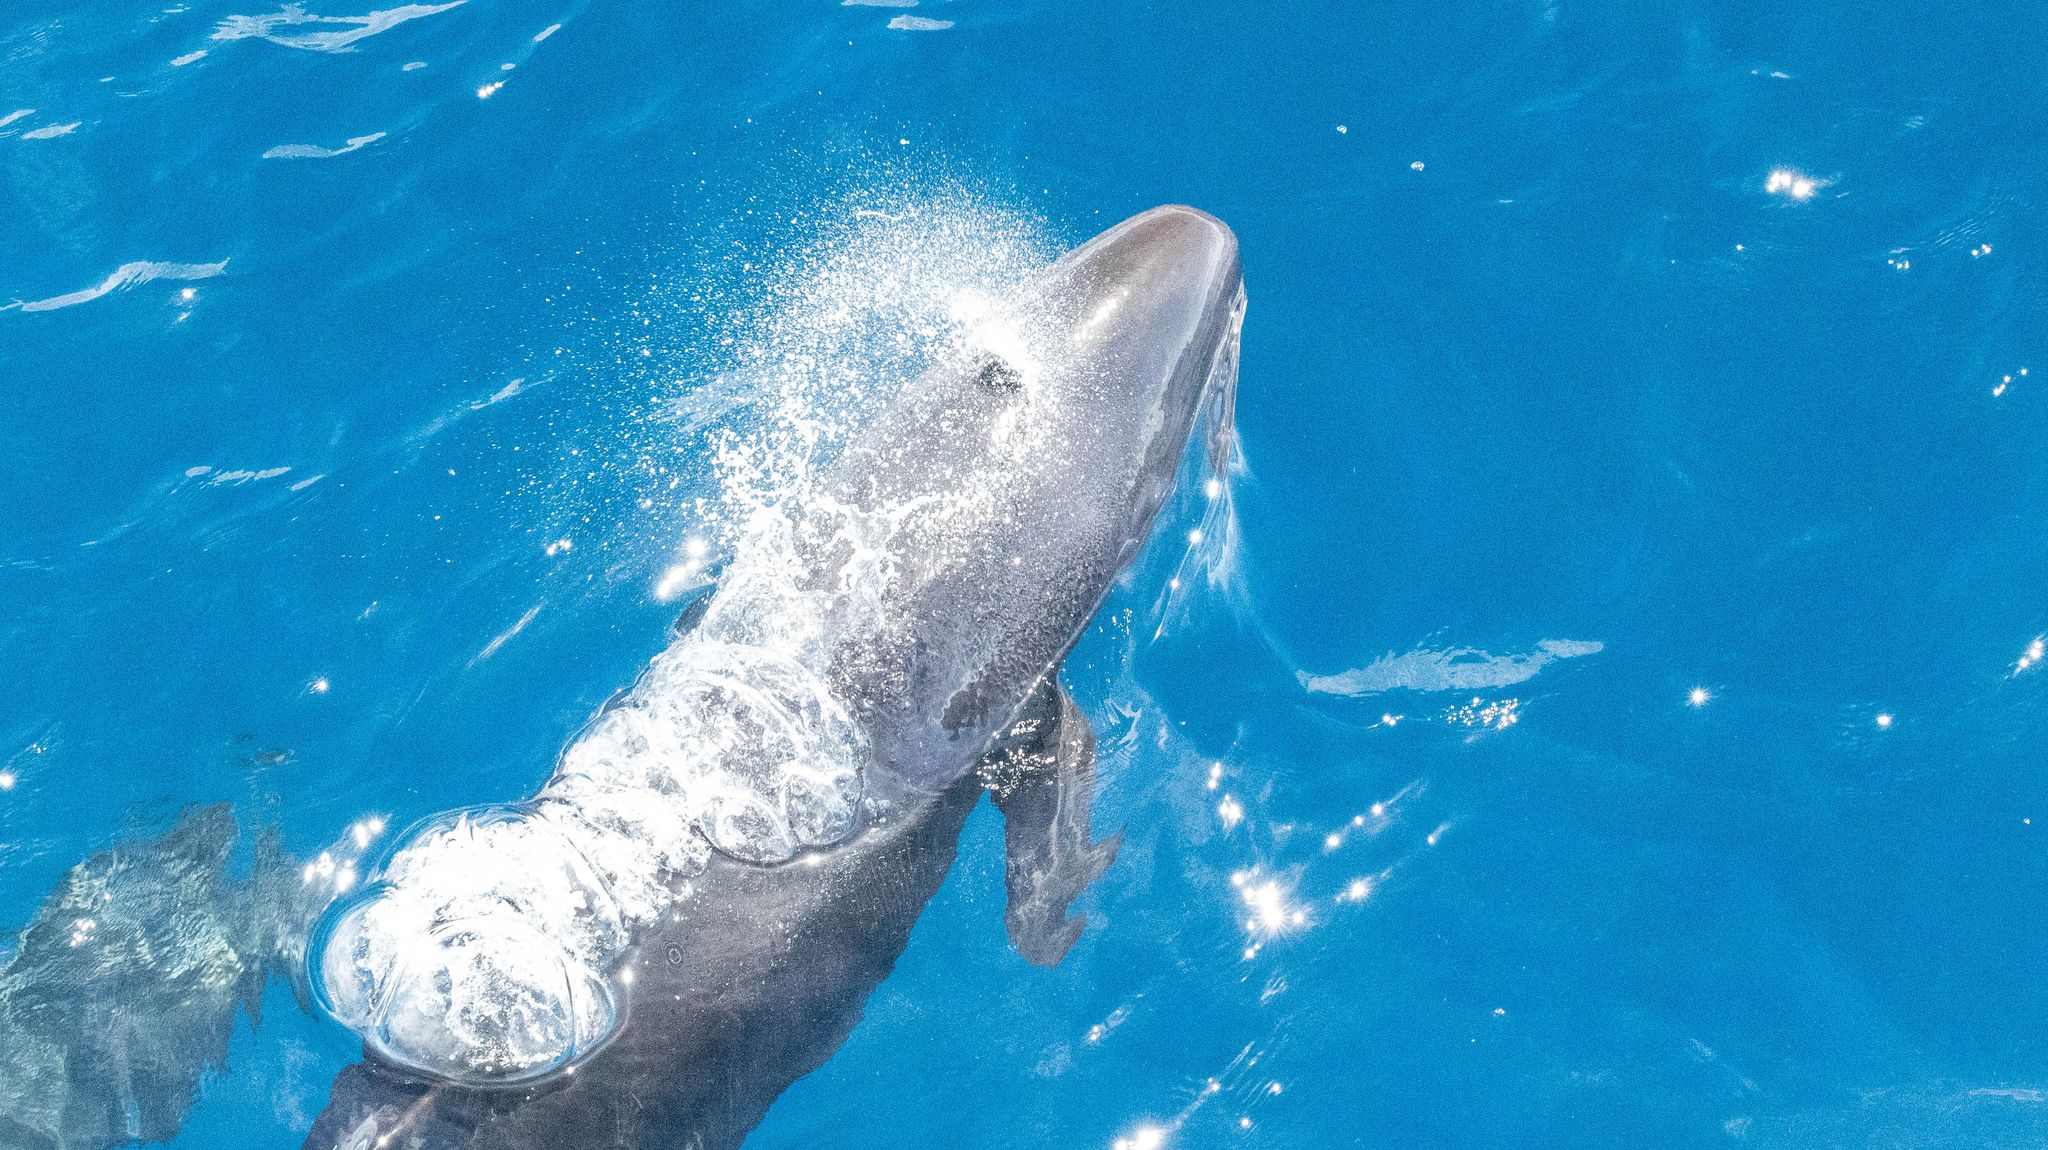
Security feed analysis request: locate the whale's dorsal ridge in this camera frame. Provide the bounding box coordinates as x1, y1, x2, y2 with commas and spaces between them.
982, 677, 1121, 968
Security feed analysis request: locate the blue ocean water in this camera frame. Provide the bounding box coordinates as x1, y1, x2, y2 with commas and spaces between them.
5, 1, 2048, 1147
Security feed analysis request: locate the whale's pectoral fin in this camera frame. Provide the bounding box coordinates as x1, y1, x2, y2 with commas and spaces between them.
669, 580, 715, 638
981, 679, 1122, 968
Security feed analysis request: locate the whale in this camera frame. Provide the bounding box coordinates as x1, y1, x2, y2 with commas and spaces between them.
300, 203, 1246, 1148
0, 203, 1244, 1150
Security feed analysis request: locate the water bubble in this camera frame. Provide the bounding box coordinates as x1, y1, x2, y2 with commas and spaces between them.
782, 765, 859, 846
701, 787, 798, 864
367, 913, 615, 1084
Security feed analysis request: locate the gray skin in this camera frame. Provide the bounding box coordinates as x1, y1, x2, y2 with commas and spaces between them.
303, 204, 1245, 1150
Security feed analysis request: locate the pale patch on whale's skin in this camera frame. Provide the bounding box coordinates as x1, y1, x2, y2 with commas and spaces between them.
1300, 638, 1604, 697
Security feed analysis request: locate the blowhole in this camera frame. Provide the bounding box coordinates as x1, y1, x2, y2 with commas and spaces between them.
975, 356, 1023, 392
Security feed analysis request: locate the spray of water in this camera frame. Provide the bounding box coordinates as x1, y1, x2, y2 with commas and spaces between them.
309, 194, 1057, 1085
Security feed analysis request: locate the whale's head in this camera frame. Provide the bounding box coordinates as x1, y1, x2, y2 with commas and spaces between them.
1040, 204, 1243, 372
802, 204, 1245, 788
1018, 205, 1243, 510
939, 204, 1245, 578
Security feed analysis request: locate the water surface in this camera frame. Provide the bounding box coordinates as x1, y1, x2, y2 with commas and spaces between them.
5, 1, 2048, 1147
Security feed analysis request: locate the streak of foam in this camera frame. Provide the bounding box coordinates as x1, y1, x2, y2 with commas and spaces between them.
10, 260, 227, 313
472, 602, 543, 665
402, 374, 547, 451
888, 15, 953, 29
471, 377, 524, 408
1299, 638, 1603, 697
262, 131, 384, 159
208, 466, 292, 485
212, 1, 466, 51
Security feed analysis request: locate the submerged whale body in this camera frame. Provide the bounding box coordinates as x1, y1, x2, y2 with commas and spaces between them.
0, 807, 377, 1150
